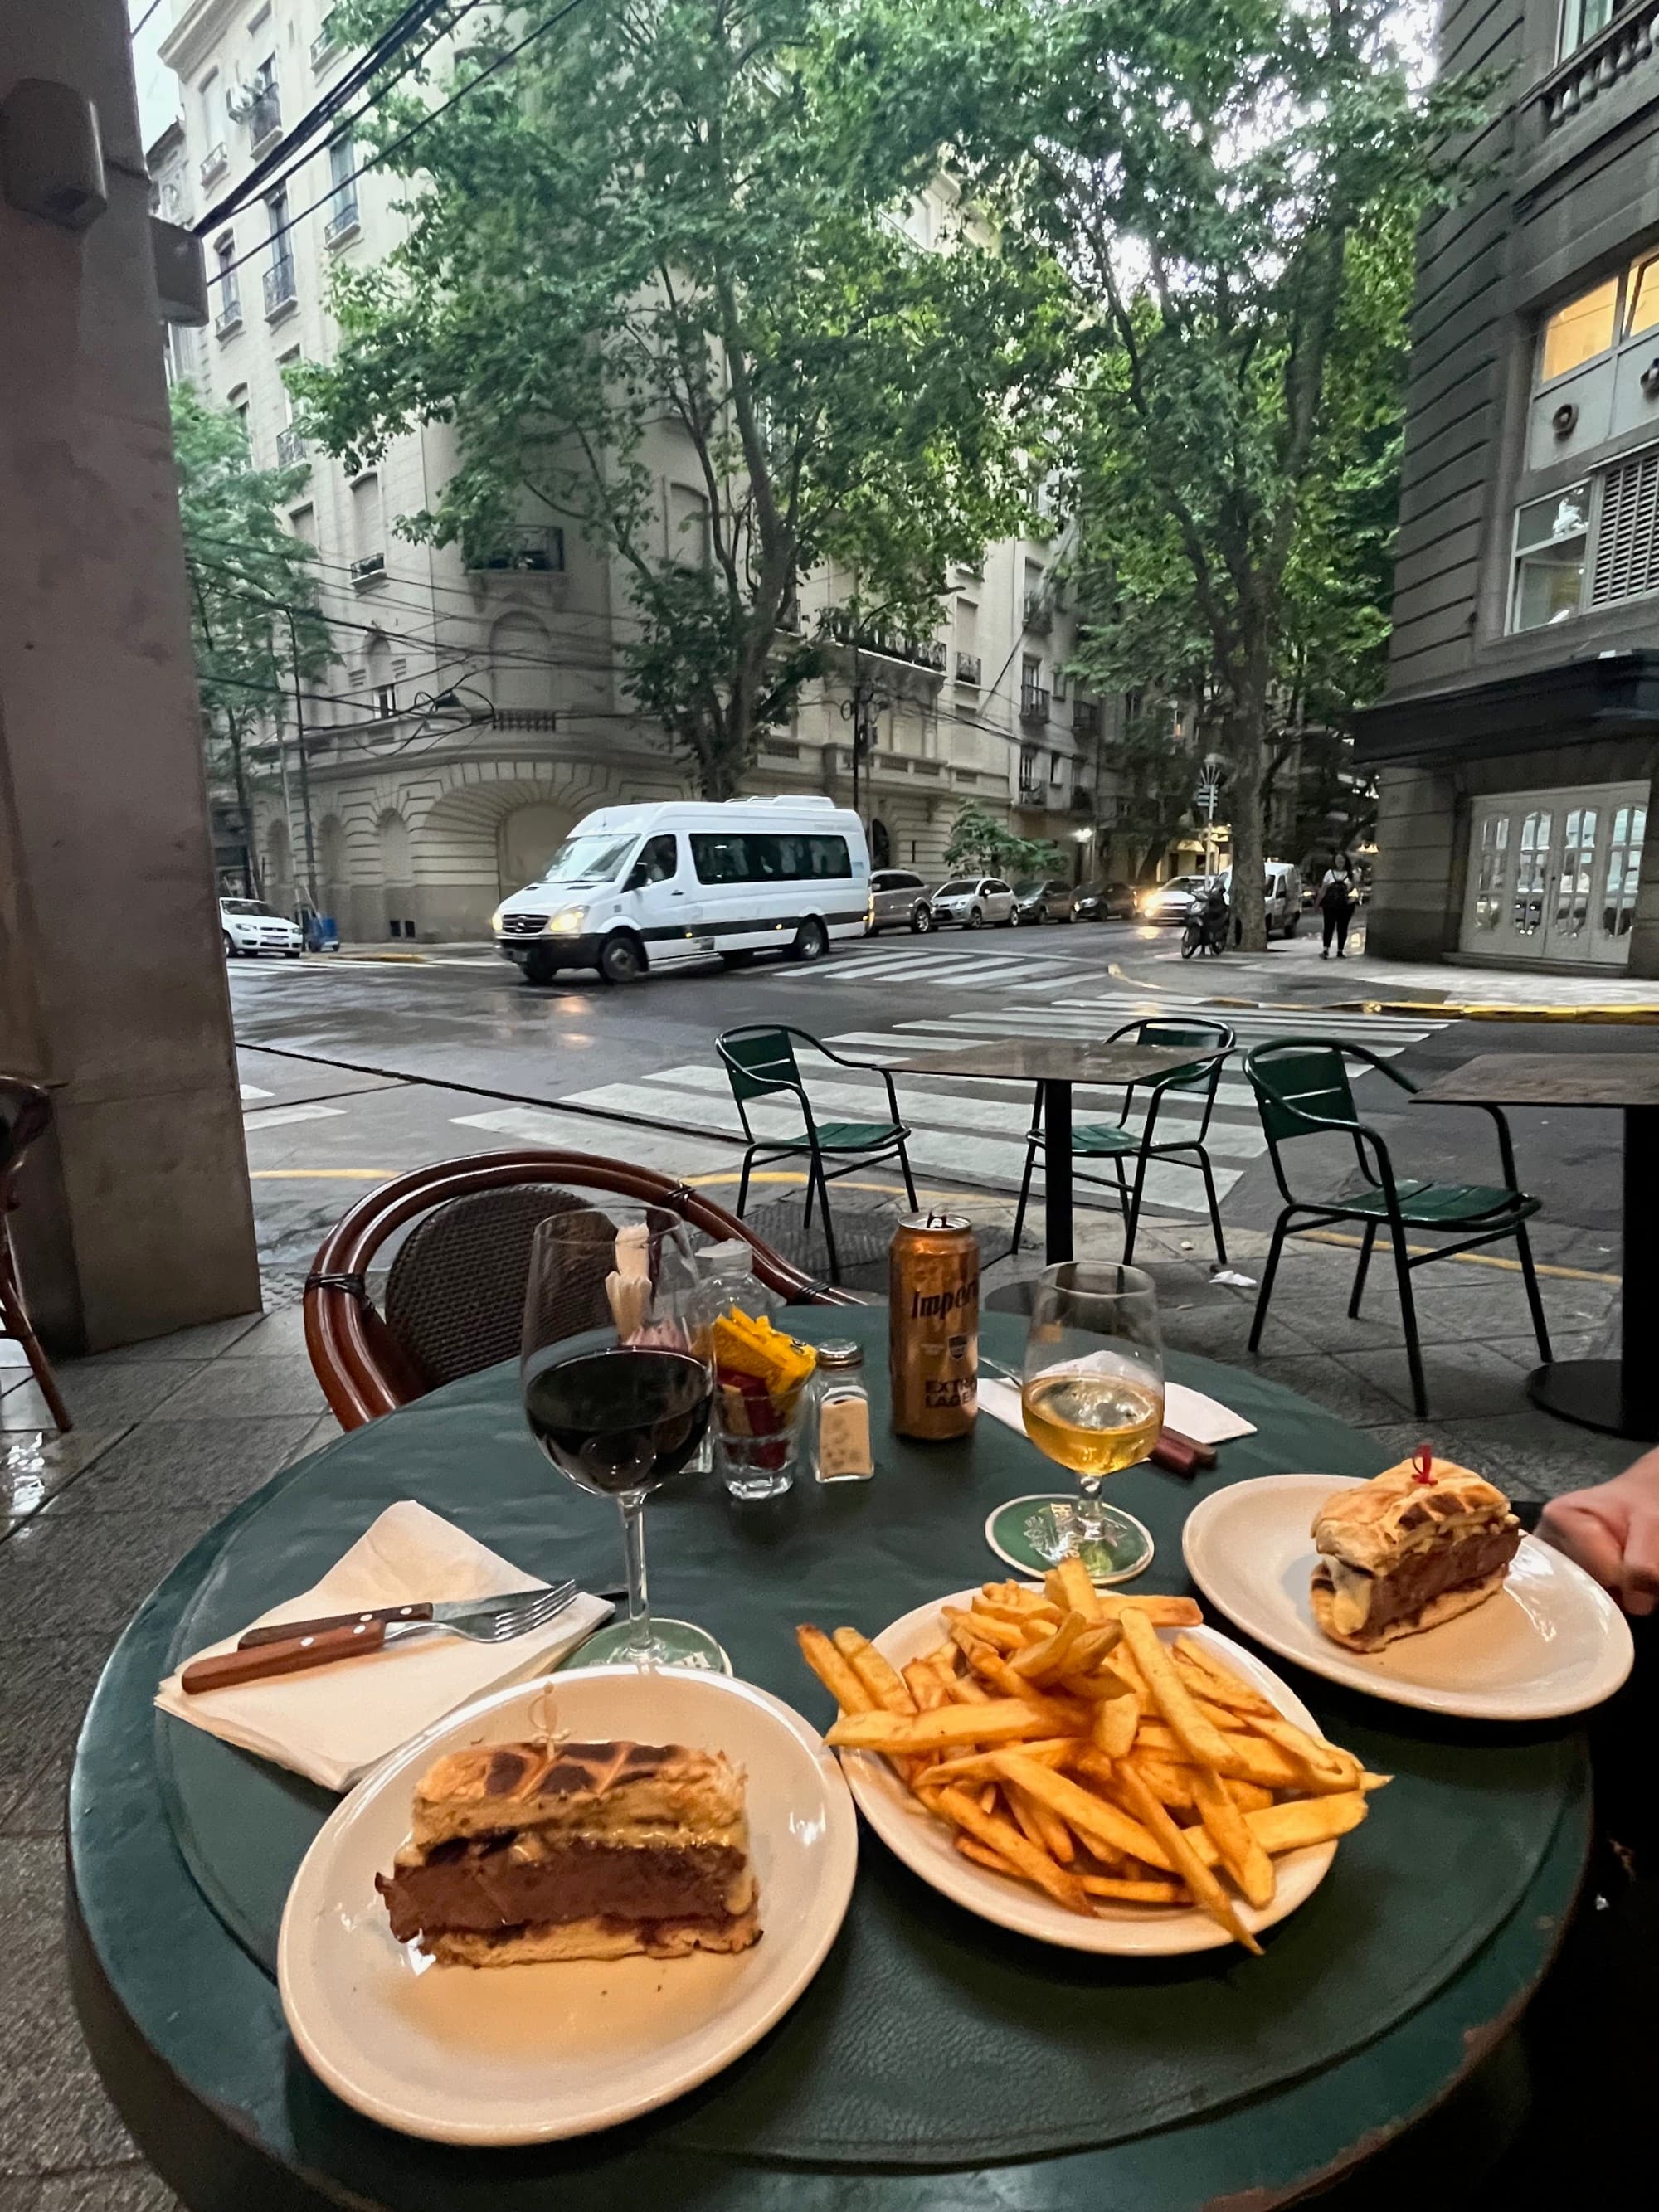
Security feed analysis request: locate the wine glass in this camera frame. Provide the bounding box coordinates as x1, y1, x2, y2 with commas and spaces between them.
520, 1204, 724, 1669
1019, 1261, 1164, 1582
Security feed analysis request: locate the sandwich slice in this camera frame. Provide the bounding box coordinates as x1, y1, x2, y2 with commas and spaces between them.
376, 1738, 761, 1965
1310, 1451, 1521, 1652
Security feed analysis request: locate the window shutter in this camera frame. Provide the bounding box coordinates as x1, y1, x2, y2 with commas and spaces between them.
1591, 450, 1659, 605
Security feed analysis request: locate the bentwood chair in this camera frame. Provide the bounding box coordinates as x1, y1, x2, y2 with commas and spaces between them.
0, 1077, 73, 1434
715, 1026, 917, 1284
303, 1148, 848, 1431
1010, 1019, 1236, 1265
1243, 1039, 1551, 1418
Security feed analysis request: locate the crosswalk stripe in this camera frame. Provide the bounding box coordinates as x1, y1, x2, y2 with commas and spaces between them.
450, 1106, 742, 1178
241, 1102, 347, 1130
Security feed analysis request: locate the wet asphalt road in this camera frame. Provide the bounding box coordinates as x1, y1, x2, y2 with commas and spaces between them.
228, 927, 1634, 1281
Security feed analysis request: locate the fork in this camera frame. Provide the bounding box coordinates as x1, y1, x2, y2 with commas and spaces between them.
179, 1581, 583, 1696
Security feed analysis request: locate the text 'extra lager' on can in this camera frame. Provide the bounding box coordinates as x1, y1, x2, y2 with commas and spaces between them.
889, 1211, 980, 1441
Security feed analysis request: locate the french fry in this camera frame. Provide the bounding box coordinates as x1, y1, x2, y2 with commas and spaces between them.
990, 1752, 1175, 1874
978, 1782, 998, 1815
1226, 1779, 1276, 1815
1119, 1610, 1270, 1785
1017, 1782, 1076, 1864
833, 1626, 915, 1715
1010, 1609, 1088, 1680
1111, 1762, 1262, 1954
956, 1835, 1022, 1878
1094, 1593, 1204, 1628
1127, 1755, 1199, 1810
1243, 1709, 1360, 1791
966, 1649, 1093, 1733
946, 1607, 1024, 1654
826, 1700, 1058, 1755
902, 1660, 950, 1713
1191, 1766, 1276, 1911
1131, 1723, 1304, 1791
1067, 1622, 1126, 1671
1078, 1874, 1190, 1904
1092, 1691, 1141, 1760
1054, 1664, 1136, 1703
1045, 1558, 1102, 1622
1172, 1635, 1276, 1714
945, 1666, 992, 1705
912, 1738, 1078, 1787
795, 1625, 876, 1715
1183, 1791, 1370, 1866
935, 1786, 1090, 1912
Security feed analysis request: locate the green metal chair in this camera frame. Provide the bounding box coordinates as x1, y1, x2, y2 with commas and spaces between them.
715, 1025, 917, 1284
1010, 1018, 1236, 1265
1243, 1038, 1551, 1417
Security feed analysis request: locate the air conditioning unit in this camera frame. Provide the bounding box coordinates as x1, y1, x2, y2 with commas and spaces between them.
224, 76, 259, 122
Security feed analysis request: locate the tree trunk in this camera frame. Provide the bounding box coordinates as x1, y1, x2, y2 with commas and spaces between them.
1224, 700, 1269, 953
226, 722, 261, 899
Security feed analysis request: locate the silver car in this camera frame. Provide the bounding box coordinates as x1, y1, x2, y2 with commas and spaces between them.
1011, 875, 1075, 925
867, 868, 935, 934
930, 875, 1016, 929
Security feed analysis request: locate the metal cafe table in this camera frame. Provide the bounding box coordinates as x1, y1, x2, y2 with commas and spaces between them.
1411, 1051, 1658, 1441
70, 1308, 1586, 2210
886, 1037, 1205, 1261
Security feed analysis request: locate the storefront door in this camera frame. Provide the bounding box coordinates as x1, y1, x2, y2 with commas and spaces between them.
1460, 780, 1647, 965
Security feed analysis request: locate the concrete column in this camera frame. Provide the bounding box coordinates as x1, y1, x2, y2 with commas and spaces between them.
0, 2, 261, 1350
1626, 765, 1659, 979
1364, 763, 1462, 962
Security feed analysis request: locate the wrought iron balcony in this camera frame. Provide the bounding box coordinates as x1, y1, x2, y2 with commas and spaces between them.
213, 294, 242, 338
1530, 0, 1659, 134
466, 526, 565, 573
275, 426, 307, 469
262, 259, 298, 318
350, 552, 387, 587
248, 90, 282, 153
956, 652, 982, 686
324, 195, 360, 247
1023, 593, 1053, 634
310, 12, 343, 69
1019, 684, 1051, 723
199, 142, 227, 187
1073, 699, 1102, 740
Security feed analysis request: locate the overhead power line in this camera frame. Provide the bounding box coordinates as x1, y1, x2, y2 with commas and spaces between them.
208, 0, 596, 284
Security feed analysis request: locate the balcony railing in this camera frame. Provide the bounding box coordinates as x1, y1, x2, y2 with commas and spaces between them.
199, 142, 227, 187
956, 652, 982, 686
350, 552, 387, 587
1019, 685, 1051, 723
275, 426, 307, 469
213, 294, 242, 338
1023, 593, 1053, 634
824, 612, 947, 674
310, 12, 343, 69
1073, 700, 1102, 740
1530, 0, 1659, 133
262, 260, 298, 318
324, 196, 360, 247
248, 90, 282, 153
466, 526, 565, 573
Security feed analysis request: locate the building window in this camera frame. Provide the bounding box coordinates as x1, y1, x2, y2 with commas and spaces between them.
1019, 744, 1040, 795
1472, 814, 1510, 931
1048, 750, 1062, 785
263, 189, 297, 316
1511, 809, 1554, 936
1559, 0, 1616, 60
289, 503, 316, 546
1510, 483, 1589, 630
350, 474, 385, 582
325, 132, 359, 241
247, 56, 280, 148
1604, 805, 1647, 936
1539, 278, 1618, 383
214, 234, 241, 328
1626, 256, 1659, 342
668, 482, 711, 566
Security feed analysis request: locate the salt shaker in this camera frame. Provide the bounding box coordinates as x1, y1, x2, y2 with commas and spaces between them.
813, 1339, 874, 1482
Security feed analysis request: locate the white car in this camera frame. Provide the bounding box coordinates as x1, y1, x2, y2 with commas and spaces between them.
1138, 875, 1213, 924
928, 876, 1016, 929
220, 897, 303, 959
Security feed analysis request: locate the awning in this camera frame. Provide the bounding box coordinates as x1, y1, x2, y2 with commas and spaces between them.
1353, 650, 1659, 765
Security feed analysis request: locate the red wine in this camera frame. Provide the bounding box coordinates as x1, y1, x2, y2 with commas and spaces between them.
523, 1346, 711, 1497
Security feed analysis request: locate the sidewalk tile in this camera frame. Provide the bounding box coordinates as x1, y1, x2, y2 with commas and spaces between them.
157, 1357, 326, 1420
36, 1417, 319, 1519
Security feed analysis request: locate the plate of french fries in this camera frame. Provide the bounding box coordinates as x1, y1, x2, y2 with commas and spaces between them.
796, 1558, 1386, 1955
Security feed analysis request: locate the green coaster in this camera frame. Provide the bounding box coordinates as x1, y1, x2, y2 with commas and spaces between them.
561, 1617, 732, 1673
985, 1494, 1155, 1585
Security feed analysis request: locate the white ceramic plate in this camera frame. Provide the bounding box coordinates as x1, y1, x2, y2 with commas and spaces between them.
840, 1590, 1339, 1955
1182, 1474, 1635, 1721
278, 1665, 857, 2144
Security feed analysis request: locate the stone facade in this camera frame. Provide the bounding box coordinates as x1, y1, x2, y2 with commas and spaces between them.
1359, 0, 1659, 974
157, 0, 1123, 941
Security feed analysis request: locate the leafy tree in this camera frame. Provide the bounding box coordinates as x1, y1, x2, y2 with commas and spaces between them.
937, 0, 1485, 946
171, 385, 332, 897
300, 0, 1060, 799
1104, 702, 1203, 883
943, 800, 1061, 878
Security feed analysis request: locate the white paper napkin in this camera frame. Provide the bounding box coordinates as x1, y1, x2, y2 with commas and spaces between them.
978, 1375, 1256, 1447
154, 1500, 613, 1792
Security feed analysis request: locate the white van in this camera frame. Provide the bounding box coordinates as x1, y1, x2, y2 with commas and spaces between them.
491, 798, 871, 984
1219, 859, 1304, 938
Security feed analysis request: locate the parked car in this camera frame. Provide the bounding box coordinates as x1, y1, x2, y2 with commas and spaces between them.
1219, 859, 1304, 937
1137, 874, 1214, 925
219, 897, 303, 959
929, 875, 1016, 928
1011, 876, 1075, 925
867, 868, 935, 934
1074, 881, 1137, 921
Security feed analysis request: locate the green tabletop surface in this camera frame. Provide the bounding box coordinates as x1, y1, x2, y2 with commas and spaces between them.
70, 1307, 1589, 2210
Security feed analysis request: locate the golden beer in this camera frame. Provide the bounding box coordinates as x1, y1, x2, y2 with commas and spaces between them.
889, 1212, 980, 1440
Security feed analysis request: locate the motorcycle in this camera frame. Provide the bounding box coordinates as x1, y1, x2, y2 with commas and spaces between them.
1180, 902, 1228, 960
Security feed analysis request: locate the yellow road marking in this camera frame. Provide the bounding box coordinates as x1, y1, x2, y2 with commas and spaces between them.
1301, 1228, 1618, 1286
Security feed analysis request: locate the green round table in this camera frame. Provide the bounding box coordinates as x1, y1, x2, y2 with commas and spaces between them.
68, 1310, 1588, 2209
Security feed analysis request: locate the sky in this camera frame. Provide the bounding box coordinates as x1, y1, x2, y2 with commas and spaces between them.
129, 0, 180, 152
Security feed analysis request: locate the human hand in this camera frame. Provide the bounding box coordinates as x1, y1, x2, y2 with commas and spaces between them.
1539, 1449, 1659, 1617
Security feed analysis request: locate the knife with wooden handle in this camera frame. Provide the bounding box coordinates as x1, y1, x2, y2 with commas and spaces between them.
181, 1618, 405, 1694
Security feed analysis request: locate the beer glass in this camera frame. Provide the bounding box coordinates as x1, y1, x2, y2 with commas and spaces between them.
1019, 1262, 1164, 1565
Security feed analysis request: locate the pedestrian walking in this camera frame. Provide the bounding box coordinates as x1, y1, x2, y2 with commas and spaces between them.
1319, 860, 1354, 960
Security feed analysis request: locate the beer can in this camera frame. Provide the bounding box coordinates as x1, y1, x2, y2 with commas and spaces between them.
889, 1211, 980, 1440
